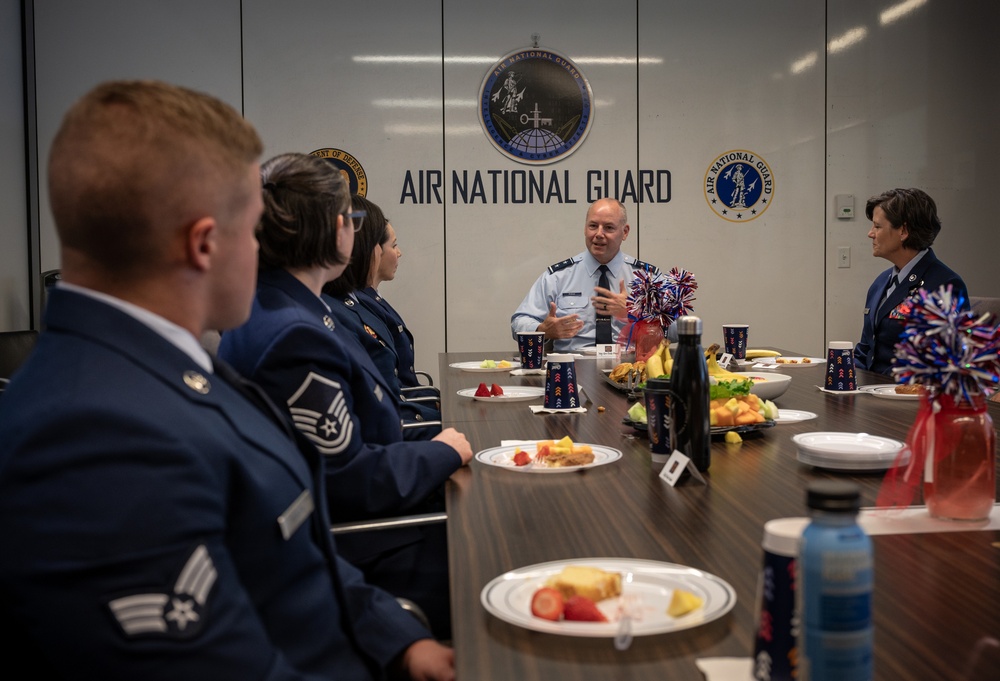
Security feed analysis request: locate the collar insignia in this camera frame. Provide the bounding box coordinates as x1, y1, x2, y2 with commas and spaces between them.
323, 315, 335, 331
183, 371, 210, 394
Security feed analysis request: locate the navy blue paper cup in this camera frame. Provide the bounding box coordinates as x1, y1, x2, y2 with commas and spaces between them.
516, 331, 545, 370
643, 378, 672, 463
824, 341, 857, 391
723, 324, 749, 360
543, 354, 579, 409
753, 517, 808, 681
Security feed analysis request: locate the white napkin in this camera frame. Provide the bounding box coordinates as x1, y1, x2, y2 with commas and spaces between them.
510, 368, 546, 376
695, 657, 752, 680
528, 405, 587, 414
814, 386, 861, 395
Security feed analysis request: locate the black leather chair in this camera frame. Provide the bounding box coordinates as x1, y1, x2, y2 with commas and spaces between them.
0, 330, 39, 391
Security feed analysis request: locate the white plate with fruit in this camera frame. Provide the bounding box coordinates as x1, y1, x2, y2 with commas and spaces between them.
475, 438, 621, 472
449, 359, 519, 372
458, 385, 544, 402
480, 558, 736, 637
858, 383, 921, 401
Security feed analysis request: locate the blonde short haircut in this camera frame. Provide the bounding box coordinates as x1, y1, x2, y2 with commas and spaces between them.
49, 80, 262, 274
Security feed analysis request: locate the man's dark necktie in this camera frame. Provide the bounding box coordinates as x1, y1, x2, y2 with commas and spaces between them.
596, 265, 612, 344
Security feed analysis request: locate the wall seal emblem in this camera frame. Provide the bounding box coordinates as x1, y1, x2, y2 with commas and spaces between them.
703, 150, 774, 222
479, 47, 594, 165
310, 148, 368, 197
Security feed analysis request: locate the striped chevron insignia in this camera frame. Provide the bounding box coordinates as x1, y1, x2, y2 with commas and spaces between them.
286, 371, 353, 455
107, 544, 217, 639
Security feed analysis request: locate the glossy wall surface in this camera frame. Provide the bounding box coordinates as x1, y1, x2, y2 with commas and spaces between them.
5, 0, 998, 380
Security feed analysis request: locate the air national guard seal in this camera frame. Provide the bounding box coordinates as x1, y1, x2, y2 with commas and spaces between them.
479, 47, 594, 164
704, 150, 774, 222
310, 148, 368, 197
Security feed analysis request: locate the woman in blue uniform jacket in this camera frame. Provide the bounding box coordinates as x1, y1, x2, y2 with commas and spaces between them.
218, 153, 473, 638
350, 197, 436, 401
323, 195, 441, 426
855, 188, 969, 375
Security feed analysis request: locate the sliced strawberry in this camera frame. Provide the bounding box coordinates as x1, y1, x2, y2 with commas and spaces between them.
563, 595, 608, 622
474, 382, 491, 397
530, 587, 564, 621
490, 383, 504, 396
512, 449, 531, 466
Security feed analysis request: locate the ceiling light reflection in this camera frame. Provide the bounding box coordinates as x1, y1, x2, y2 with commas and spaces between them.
353, 55, 662, 66
880, 0, 928, 26
827, 26, 868, 54
791, 52, 818, 74
372, 98, 616, 109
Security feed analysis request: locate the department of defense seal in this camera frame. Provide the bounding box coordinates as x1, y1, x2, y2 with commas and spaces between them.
310, 148, 368, 197
704, 150, 774, 222
479, 48, 594, 165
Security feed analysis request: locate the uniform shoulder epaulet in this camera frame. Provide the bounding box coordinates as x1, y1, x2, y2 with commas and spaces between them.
547, 257, 577, 274
629, 259, 659, 275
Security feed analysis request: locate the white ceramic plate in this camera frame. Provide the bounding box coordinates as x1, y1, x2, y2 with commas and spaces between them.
475, 443, 622, 473
859, 384, 920, 400
449, 360, 520, 372
792, 432, 907, 471
772, 409, 818, 424
751, 357, 826, 368
457, 386, 545, 402
480, 557, 737, 637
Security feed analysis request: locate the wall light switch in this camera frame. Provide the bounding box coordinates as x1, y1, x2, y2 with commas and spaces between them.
838, 246, 851, 268
835, 194, 855, 220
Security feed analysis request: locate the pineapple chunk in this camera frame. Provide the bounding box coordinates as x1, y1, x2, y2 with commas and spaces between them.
667, 589, 704, 617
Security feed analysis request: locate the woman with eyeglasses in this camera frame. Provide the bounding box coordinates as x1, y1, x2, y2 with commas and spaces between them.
323, 195, 440, 427
218, 152, 472, 640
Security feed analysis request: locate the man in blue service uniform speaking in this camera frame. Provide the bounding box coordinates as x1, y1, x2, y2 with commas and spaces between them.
511, 198, 662, 352
0, 81, 453, 680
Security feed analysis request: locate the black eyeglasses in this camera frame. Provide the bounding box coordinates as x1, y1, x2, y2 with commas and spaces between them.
343, 210, 366, 233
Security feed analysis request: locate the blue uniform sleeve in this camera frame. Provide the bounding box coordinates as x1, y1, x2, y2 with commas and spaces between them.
511, 270, 553, 339
249, 322, 460, 518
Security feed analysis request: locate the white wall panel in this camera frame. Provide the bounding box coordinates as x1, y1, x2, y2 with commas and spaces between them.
31, 0, 243, 276
0, 0, 29, 330
826, 0, 1000, 346
637, 0, 826, 354
243, 0, 447, 379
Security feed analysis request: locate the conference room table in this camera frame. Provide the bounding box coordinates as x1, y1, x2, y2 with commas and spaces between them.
439, 350, 1000, 681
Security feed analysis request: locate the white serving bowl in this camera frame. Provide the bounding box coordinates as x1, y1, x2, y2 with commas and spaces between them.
745, 373, 792, 401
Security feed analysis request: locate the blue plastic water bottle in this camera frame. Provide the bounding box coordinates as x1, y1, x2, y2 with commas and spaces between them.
798, 481, 873, 681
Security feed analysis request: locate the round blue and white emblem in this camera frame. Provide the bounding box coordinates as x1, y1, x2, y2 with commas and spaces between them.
704, 150, 774, 222
479, 48, 594, 165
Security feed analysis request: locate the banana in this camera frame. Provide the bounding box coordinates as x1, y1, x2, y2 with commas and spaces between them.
646, 353, 664, 379
705, 344, 750, 382
658, 340, 673, 377
745, 349, 781, 359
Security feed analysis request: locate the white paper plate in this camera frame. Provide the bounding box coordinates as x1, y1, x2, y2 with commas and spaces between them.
792, 432, 907, 471
475, 443, 622, 473
859, 384, 921, 400
772, 409, 818, 424
457, 386, 544, 402
481, 557, 736, 637
751, 357, 826, 368
449, 360, 520, 372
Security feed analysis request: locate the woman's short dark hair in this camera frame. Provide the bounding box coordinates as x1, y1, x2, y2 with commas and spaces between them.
257, 153, 350, 271
864, 188, 942, 251
324, 194, 389, 297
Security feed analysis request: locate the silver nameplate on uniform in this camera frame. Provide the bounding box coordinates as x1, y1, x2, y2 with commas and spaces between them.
277, 490, 314, 540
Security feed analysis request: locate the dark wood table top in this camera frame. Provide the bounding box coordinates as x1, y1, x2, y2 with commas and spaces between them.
441, 351, 1000, 681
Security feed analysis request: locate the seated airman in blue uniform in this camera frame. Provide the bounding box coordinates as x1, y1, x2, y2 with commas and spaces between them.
218, 153, 472, 639
0, 80, 455, 680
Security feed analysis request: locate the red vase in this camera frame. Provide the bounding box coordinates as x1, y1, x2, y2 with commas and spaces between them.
923, 394, 996, 520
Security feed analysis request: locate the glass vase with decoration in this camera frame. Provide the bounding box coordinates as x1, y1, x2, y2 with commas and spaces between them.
877, 285, 999, 521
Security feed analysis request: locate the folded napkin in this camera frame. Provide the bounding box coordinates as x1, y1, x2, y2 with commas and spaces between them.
529, 405, 587, 414
695, 657, 752, 680
815, 386, 861, 395
510, 368, 546, 376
